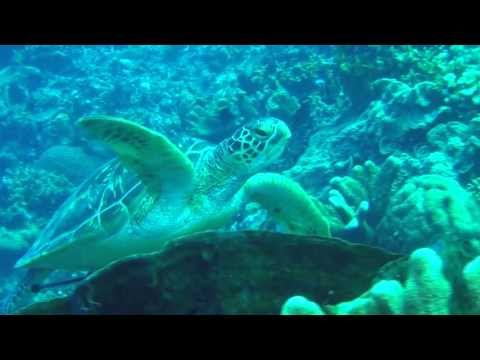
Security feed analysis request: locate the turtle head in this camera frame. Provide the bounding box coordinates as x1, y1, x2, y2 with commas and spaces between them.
222, 117, 291, 172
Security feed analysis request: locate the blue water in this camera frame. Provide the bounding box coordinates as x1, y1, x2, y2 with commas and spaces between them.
1, 45, 479, 314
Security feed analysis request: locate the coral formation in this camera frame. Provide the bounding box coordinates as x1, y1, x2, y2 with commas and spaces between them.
1, 166, 72, 229
281, 295, 324, 315
10, 231, 399, 314
361, 78, 449, 155
403, 248, 451, 314
283, 247, 480, 315
332, 280, 404, 315
375, 175, 480, 263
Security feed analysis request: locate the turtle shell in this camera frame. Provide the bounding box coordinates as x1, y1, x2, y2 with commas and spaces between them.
16, 136, 219, 269
15, 159, 150, 268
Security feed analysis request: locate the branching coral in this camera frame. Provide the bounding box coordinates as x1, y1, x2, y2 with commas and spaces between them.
324, 156, 405, 239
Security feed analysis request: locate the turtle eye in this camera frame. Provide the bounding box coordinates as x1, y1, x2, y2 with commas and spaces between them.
254, 128, 268, 137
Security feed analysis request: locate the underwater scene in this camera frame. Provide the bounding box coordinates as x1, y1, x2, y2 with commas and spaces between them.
0, 45, 479, 315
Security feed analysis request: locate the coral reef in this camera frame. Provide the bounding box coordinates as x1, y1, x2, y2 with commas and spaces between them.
1, 166, 72, 229
334, 46, 480, 119
292, 152, 480, 268
375, 175, 480, 266
310, 156, 407, 243
265, 87, 300, 120
282, 247, 480, 315
2, 45, 480, 315
362, 78, 449, 155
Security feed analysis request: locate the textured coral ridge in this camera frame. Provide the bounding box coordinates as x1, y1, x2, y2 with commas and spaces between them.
282, 248, 480, 315
16, 231, 400, 315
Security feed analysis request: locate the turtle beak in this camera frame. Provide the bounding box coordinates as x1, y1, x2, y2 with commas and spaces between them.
272, 120, 292, 144
261, 120, 291, 164
278, 121, 292, 141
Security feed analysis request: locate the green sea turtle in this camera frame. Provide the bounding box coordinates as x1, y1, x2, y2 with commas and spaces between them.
1, 115, 373, 314
14, 115, 304, 271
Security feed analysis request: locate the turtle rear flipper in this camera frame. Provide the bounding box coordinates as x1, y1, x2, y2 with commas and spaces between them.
79, 116, 194, 196
240, 173, 331, 237
0, 268, 50, 314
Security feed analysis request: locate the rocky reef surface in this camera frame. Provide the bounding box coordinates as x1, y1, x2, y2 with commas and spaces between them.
17, 231, 400, 315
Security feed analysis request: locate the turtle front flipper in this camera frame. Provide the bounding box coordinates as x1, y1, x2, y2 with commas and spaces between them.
78, 115, 194, 196
240, 173, 331, 237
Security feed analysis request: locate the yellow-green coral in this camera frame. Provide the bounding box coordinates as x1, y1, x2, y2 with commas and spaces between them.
284, 248, 480, 315
333, 280, 404, 315
403, 248, 451, 315
324, 248, 456, 315
281, 295, 324, 315
326, 156, 402, 229
329, 175, 368, 209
